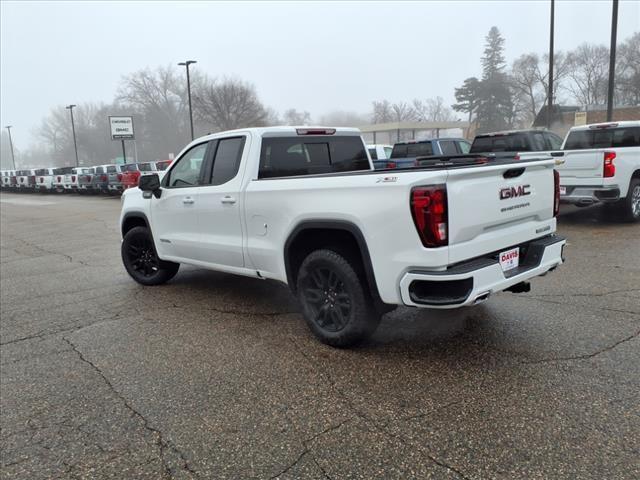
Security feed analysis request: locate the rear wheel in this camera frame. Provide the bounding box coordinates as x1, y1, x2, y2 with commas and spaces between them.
615, 178, 640, 222
296, 249, 380, 348
121, 226, 179, 285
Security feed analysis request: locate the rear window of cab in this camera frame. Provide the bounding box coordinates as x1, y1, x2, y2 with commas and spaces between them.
564, 126, 640, 150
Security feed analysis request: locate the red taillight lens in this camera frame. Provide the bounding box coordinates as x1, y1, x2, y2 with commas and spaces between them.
603, 151, 616, 178
514, 154, 520, 161
101, 175, 107, 182
410, 185, 448, 248
386, 161, 397, 169
71, 175, 76, 182
553, 170, 560, 217
117, 173, 123, 181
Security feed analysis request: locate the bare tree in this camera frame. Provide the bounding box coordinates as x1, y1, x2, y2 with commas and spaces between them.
318, 110, 369, 127
616, 32, 640, 106
372, 100, 393, 123
117, 66, 190, 159
281, 108, 311, 125
412, 97, 457, 122
194, 76, 269, 131
391, 101, 417, 122
565, 43, 610, 107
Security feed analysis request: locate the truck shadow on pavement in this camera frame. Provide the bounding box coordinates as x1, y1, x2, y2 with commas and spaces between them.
146, 266, 487, 354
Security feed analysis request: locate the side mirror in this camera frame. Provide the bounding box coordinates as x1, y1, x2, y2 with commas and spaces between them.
139, 173, 161, 198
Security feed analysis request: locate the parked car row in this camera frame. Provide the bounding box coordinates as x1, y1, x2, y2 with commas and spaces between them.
1, 160, 172, 195
366, 120, 639, 221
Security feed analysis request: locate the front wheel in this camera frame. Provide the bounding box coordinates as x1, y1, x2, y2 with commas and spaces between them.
616, 178, 640, 222
121, 226, 179, 286
296, 249, 380, 348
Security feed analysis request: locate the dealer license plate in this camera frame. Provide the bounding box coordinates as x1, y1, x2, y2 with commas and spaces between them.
499, 247, 520, 272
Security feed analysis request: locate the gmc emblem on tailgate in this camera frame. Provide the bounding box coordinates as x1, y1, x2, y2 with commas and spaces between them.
500, 184, 531, 200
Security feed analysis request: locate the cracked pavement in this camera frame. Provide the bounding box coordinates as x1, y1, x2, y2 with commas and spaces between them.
1, 193, 639, 479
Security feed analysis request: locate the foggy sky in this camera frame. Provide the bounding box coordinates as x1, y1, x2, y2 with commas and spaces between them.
1, 0, 639, 149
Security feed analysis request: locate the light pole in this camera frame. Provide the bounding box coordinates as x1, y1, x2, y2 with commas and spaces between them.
178, 60, 197, 140
546, 0, 555, 130
606, 0, 619, 121
4, 125, 16, 169
66, 104, 79, 166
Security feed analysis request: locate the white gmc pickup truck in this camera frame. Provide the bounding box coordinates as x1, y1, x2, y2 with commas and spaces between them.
119, 127, 565, 347
556, 121, 640, 221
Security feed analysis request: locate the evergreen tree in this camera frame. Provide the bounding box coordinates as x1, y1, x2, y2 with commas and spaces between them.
476, 27, 513, 133
452, 77, 481, 125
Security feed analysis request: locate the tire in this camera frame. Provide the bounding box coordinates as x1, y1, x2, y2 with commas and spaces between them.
616, 178, 640, 222
121, 226, 179, 286
296, 249, 380, 348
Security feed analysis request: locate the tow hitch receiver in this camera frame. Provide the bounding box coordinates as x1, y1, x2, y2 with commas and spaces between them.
506, 281, 531, 294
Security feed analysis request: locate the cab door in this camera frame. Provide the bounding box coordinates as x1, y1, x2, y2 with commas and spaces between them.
150, 142, 211, 261
196, 136, 248, 268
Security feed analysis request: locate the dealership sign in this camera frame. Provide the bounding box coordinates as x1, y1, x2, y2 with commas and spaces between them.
109, 116, 135, 140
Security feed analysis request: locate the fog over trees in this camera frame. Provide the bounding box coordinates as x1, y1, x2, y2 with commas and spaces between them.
2, 28, 637, 169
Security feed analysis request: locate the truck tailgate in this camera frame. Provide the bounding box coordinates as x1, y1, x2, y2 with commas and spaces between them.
556, 150, 603, 185
447, 159, 556, 264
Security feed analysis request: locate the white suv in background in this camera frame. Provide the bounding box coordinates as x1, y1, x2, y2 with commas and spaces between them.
556, 121, 640, 222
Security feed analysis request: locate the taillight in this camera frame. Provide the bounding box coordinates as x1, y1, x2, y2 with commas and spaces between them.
71, 175, 76, 182
410, 185, 448, 248
603, 151, 616, 178
101, 175, 107, 182
514, 154, 520, 161
117, 173, 123, 181
386, 161, 397, 169
553, 170, 560, 217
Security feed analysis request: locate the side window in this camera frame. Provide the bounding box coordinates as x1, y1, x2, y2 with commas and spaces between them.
612, 127, 640, 147
440, 141, 458, 155
458, 141, 471, 154
545, 132, 563, 150
368, 148, 378, 160
165, 143, 208, 187
384, 146, 393, 158
532, 132, 547, 151
210, 137, 245, 186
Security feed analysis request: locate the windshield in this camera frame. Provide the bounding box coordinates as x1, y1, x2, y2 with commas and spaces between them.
138, 163, 153, 172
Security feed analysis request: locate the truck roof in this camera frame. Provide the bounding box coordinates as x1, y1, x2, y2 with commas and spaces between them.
196, 126, 361, 143
568, 120, 640, 132
474, 129, 548, 138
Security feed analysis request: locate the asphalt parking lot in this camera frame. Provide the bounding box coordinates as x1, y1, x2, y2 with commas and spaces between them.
1, 192, 638, 480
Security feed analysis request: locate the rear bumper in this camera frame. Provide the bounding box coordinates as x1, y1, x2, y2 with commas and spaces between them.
399, 235, 566, 308
560, 185, 620, 206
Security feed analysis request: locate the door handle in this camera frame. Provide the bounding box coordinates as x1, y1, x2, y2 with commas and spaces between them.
221, 196, 236, 204
182, 197, 195, 205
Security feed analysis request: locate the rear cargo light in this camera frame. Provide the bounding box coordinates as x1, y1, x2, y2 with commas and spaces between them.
386, 161, 397, 169
603, 151, 616, 178
553, 170, 560, 217
71, 175, 76, 182
296, 128, 336, 135
410, 185, 448, 248
589, 123, 618, 129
